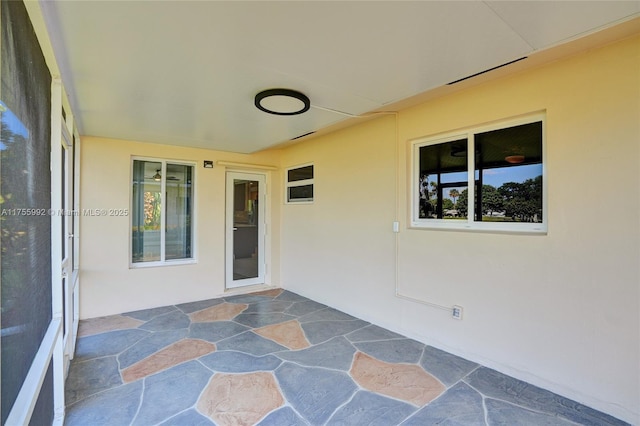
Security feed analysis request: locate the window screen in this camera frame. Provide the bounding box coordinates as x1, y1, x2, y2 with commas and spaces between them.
1, 1, 54, 424
418, 138, 468, 219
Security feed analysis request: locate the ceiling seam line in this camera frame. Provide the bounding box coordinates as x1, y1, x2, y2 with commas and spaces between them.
482, 1, 535, 51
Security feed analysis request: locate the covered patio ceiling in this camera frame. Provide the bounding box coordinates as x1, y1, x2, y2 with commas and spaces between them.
40, 1, 639, 153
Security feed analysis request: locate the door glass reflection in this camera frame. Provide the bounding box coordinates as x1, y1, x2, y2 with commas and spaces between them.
233, 179, 259, 280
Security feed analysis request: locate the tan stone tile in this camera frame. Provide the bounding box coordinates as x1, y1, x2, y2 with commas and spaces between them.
190, 303, 248, 322
197, 372, 284, 426
122, 339, 216, 383
77, 315, 144, 337
254, 320, 310, 350
250, 288, 283, 298
350, 351, 445, 407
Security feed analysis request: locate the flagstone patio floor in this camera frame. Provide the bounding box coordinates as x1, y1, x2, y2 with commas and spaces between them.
64, 289, 628, 425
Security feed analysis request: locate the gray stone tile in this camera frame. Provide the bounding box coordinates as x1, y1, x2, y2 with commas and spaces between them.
420, 345, 478, 386
118, 329, 188, 368
275, 336, 356, 371
243, 300, 294, 314
275, 290, 310, 302
486, 398, 577, 425
139, 310, 191, 332
275, 362, 357, 425
346, 324, 405, 342
299, 307, 359, 323
285, 300, 327, 317
189, 321, 250, 343
557, 405, 629, 426
65, 356, 122, 405
233, 312, 297, 328
160, 409, 215, 425
176, 298, 224, 314
122, 305, 177, 321
65, 296, 629, 426
465, 367, 629, 426
329, 391, 417, 425
199, 351, 282, 373
133, 361, 212, 425
354, 338, 425, 364
301, 320, 369, 345
401, 382, 485, 426
257, 407, 307, 426
217, 331, 288, 356
65, 381, 142, 426
74, 329, 150, 361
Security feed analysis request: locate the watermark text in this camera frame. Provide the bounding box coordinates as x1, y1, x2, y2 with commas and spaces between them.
1, 208, 129, 217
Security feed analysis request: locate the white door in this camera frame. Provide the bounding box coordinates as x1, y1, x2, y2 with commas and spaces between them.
60, 123, 79, 375
226, 172, 266, 288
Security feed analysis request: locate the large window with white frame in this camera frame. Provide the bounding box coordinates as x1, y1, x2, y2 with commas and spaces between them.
412, 113, 546, 233
131, 158, 195, 265
285, 163, 314, 203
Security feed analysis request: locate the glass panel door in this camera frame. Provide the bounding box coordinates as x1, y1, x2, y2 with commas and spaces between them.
226, 172, 266, 288
60, 124, 75, 375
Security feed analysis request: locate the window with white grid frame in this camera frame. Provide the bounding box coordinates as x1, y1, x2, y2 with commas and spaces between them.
285, 164, 314, 203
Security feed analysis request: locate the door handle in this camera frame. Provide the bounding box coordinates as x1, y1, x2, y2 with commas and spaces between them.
233, 228, 238, 231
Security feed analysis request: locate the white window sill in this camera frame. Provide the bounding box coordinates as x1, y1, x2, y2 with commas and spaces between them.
410, 221, 547, 235
129, 259, 197, 269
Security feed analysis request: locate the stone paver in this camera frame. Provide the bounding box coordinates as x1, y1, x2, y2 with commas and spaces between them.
65, 289, 629, 426
197, 372, 284, 425
350, 351, 445, 407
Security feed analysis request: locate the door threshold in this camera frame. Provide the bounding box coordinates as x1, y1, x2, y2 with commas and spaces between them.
223, 284, 280, 297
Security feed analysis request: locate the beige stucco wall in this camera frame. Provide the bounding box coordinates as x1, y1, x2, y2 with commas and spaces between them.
79, 138, 282, 317
279, 35, 639, 423
79, 35, 639, 422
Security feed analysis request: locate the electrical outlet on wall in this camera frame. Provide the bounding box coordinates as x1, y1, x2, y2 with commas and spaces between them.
452, 305, 463, 320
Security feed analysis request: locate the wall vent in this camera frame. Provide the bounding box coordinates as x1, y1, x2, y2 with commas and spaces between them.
447, 57, 527, 85
291, 131, 316, 141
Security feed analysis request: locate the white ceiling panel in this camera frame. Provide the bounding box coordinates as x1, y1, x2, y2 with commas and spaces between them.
40, 1, 639, 153
486, 1, 640, 49
246, 1, 533, 104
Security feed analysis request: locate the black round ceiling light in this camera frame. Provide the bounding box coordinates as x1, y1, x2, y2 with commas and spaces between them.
254, 88, 310, 116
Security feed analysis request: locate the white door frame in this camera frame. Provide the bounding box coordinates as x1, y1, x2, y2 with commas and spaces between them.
60, 122, 79, 374
225, 171, 267, 289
